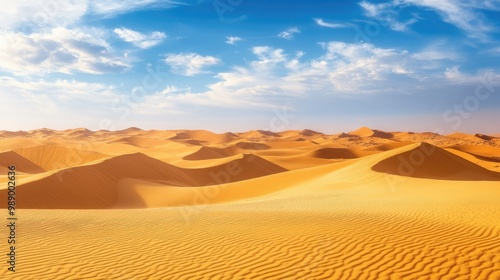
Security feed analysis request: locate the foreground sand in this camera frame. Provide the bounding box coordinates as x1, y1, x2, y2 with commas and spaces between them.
0, 127, 499, 279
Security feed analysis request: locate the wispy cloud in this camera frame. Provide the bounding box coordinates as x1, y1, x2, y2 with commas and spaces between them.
226, 36, 242, 45
278, 27, 300, 40
359, 1, 418, 31
314, 18, 351, 28
114, 28, 166, 49
360, 0, 495, 39
164, 53, 221, 76
403, 0, 493, 40
90, 0, 186, 16
0, 0, 184, 31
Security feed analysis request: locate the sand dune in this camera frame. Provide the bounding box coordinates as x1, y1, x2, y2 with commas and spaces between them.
235, 141, 270, 150
13, 145, 108, 171
238, 129, 281, 138
348, 126, 394, 138
183, 141, 271, 161
305, 147, 362, 159
447, 144, 500, 158
109, 136, 174, 148
0, 137, 44, 151
475, 133, 498, 141
0, 151, 45, 174
183, 146, 237, 160
0, 130, 31, 138
1, 127, 499, 279
170, 130, 240, 144
372, 142, 500, 180
62, 128, 94, 138
0, 152, 286, 209
363, 142, 413, 151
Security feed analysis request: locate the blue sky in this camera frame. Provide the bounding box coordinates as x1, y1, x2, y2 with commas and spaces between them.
1, 0, 499, 133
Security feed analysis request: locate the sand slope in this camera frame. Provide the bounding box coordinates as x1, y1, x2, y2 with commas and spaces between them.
13, 145, 108, 171
372, 142, 500, 180
0, 151, 45, 174
0, 152, 286, 209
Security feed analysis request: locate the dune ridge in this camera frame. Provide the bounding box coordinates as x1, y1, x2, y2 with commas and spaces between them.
372, 142, 500, 180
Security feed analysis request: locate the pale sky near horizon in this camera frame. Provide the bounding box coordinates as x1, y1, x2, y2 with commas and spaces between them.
0, 0, 499, 134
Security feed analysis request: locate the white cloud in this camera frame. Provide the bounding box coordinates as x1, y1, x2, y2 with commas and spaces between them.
444, 66, 500, 85
164, 53, 221, 76
403, 0, 492, 39
114, 28, 166, 49
278, 27, 300, 40
0, 28, 129, 76
90, 0, 184, 16
146, 42, 429, 110
359, 1, 418, 31
314, 18, 351, 28
226, 36, 242, 45
0, 76, 120, 117
0, 0, 88, 31
411, 41, 459, 62
0, 1, 184, 31
360, 0, 495, 39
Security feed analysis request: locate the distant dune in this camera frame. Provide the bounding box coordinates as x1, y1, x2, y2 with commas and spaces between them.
347, 126, 394, 138
372, 142, 500, 180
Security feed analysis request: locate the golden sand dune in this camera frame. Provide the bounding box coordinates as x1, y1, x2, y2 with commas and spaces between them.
238, 129, 281, 138
448, 144, 500, 157
183, 145, 238, 160
362, 142, 414, 151
183, 142, 270, 160
475, 133, 498, 141
0, 152, 286, 209
170, 130, 240, 145
372, 142, 500, 180
0, 127, 499, 279
347, 126, 394, 138
109, 135, 174, 148
305, 147, 365, 159
61, 128, 94, 138
0, 130, 31, 138
13, 145, 109, 171
0, 151, 45, 174
0, 137, 44, 151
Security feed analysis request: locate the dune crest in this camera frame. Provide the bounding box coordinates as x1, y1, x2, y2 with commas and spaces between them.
372, 142, 500, 180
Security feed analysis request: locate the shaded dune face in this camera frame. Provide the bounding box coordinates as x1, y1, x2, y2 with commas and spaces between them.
372, 142, 500, 181
13, 145, 108, 171
0, 151, 45, 174
347, 127, 394, 139
183, 142, 271, 160
183, 146, 237, 160
0, 153, 286, 209
308, 148, 359, 159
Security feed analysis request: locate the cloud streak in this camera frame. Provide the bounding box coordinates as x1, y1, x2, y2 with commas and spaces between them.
314, 18, 351, 28
278, 27, 300, 40
226, 36, 242, 45
360, 0, 495, 39
114, 28, 166, 49
164, 53, 221, 76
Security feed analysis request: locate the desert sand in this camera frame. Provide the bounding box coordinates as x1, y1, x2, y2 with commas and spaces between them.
0, 127, 499, 279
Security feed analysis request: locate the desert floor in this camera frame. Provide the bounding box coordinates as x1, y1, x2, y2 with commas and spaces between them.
0, 127, 499, 279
